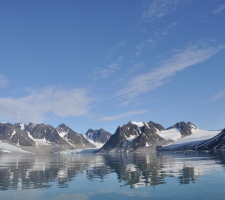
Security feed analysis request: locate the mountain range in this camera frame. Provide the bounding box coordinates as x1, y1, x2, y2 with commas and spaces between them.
0, 122, 110, 154
0, 121, 224, 154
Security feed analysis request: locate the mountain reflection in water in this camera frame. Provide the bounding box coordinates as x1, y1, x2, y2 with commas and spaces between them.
0, 151, 225, 191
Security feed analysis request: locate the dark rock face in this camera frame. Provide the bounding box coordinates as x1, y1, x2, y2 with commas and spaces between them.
0, 123, 35, 146
146, 121, 165, 132
26, 123, 65, 144
0, 123, 15, 141
85, 128, 111, 143
125, 124, 168, 151
97, 121, 169, 153
57, 124, 94, 148
167, 121, 197, 137
96, 127, 127, 153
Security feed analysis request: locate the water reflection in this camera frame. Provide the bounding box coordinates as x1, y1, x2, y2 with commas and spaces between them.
0, 150, 225, 191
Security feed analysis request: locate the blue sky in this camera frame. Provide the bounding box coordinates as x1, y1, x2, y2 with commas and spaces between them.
0, 0, 225, 133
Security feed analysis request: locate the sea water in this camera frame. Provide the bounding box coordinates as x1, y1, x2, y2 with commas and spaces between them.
0, 151, 225, 200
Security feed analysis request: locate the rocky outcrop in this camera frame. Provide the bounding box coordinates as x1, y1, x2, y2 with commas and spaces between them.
85, 128, 111, 143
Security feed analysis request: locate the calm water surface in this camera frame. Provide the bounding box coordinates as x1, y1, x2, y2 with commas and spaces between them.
0, 151, 225, 200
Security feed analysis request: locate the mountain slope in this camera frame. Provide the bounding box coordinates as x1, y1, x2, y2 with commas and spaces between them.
97, 121, 169, 153
85, 128, 111, 143
57, 124, 94, 148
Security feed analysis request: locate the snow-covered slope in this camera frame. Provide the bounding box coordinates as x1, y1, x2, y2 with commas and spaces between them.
170, 129, 220, 145
0, 141, 30, 153
159, 128, 221, 151
157, 128, 182, 141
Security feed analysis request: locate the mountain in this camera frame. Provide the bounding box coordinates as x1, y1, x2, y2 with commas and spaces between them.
85, 128, 111, 143
166, 121, 198, 137
0, 122, 94, 154
156, 121, 199, 142
97, 121, 169, 153
57, 123, 94, 148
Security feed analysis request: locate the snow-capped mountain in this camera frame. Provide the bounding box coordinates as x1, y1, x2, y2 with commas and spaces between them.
85, 128, 111, 143
166, 121, 198, 137
0, 122, 94, 153
97, 121, 169, 153
157, 121, 198, 142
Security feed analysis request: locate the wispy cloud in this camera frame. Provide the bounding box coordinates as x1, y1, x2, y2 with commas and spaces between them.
135, 22, 178, 56
0, 86, 93, 123
0, 75, 9, 87
99, 110, 147, 121
106, 41, 125, 59
213, 3, 225, 14
100, 63, 121, 78
209, 90, 225, 102
116, 42, 224, 99
142, 0, 186, 23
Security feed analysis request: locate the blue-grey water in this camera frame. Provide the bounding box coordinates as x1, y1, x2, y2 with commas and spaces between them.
0, 151, 225, 200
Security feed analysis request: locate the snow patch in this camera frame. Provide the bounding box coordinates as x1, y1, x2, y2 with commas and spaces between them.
20, 123, 25, 130
27, 131, 51, 145
2, 150, 11, 153
0, 140, 30, 153
157, 128, 181, 141
130, 121, 144, 127
86, 138, 104, 148
126, 135, 138, 141
58, 130, 69, 138
11, 130, 16, 140
145, 143, 150, 147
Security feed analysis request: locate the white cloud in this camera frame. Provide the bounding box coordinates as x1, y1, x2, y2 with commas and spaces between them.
99, 110, 147, 121
213, 4, 225, 14
209, 90, 225, 102
115, 43, 224, 99
142, 0, 185, 22
0, 75, 9, 87
0, 86, 92, 123
100, 63, 120, 78
135, 22, 178, 57
106, 41, 125, 59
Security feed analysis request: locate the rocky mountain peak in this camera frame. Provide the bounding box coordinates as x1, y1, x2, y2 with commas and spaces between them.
97, 120, 169, 153
85, 128, 111, 143
167, 121, 196, 137
56, 123, 71, 133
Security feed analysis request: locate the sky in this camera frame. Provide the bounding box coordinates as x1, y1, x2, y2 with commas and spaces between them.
0, 0, 225, 134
